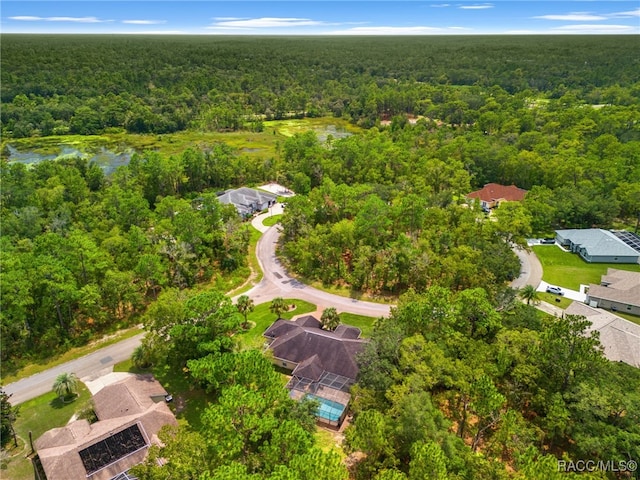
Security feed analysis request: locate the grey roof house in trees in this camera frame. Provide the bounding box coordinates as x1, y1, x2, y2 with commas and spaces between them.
35, 375, 177, 480
263, 315, 368, 427
565, 301, 640, 368
555, 229, 640, 264
216, 187, 277, 217
586, 269, 640, 316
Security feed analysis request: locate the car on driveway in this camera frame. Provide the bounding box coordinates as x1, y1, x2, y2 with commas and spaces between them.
540, 238, 556, 244
546, 285, 564, 295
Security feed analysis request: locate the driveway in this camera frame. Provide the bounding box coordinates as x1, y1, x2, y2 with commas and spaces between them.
537, 280, 587, 302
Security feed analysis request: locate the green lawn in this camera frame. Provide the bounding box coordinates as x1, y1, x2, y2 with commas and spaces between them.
3, 384, 92, 480
532, 245, 640, 290
262, 214, 282, 227
537, 292, 573, 309
339, 312, 378, 338
237, 299, 317, 350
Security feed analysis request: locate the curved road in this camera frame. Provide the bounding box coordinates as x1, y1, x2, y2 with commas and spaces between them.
241, 223, 392, 318
7, 212, 550, 405
5, 207, 389, 405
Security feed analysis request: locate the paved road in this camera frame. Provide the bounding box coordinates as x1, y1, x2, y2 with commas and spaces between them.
510, 245, 543, 290
5, 206, 390, 405
4, 334, 144, 405
241, 218, 392, 318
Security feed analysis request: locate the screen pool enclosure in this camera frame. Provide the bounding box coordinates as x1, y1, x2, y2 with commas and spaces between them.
306, 394, 346, 423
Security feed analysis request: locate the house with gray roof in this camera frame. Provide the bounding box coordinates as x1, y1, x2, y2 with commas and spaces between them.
586, 269, 640, 316
263, 315, 368, 427
35, 375, 177, 480
216, 187, 277, 217
566, 301, 640, 368
555, 229, 640, 264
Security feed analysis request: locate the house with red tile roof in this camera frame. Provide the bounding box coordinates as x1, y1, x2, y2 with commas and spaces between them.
466, 183, 528, 210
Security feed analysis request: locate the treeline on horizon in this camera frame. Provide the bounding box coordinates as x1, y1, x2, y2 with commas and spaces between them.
2, 34, 640, 137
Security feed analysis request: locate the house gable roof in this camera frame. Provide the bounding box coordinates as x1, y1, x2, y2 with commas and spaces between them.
217, 187, 276, 213
556, 229, 640, 258
35, 375, 177, 480
566, 302, 640, 367
588, 268, 640, 307
264, 316, 367, 381
466, 183, 527, 203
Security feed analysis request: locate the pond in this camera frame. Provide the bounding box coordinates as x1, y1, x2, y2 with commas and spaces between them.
4, 145, 133, 175
314, 124, 352, 143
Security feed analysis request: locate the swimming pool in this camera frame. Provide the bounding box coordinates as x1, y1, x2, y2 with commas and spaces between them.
306, 394, 346, 423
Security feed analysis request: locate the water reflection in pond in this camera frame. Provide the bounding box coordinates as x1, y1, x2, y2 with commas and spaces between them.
5, 145, 132, 175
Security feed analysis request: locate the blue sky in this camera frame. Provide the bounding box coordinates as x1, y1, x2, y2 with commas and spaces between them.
2, 1, 639, 35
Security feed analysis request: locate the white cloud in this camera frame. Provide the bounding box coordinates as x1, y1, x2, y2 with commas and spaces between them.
608, 8, 640, 18
213, 17, 248, 21
430, 4, 450, 7
533, 13, 606, 21
551, 24, 636, 33
9, 16, 42, 21
122, 20, 167, 25
9, 15, 107, 23
327, 26, 470, 35
459, 4, 494, 10
211, 17, 328, 28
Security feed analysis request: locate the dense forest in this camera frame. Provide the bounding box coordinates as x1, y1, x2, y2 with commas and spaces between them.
2, 34, 640, 479
2, 35, 640, 137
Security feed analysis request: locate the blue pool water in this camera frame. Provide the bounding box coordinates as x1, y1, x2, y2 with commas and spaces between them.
306, 394, 346, 422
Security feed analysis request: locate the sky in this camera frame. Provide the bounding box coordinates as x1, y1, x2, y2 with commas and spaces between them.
2, 1, 639, 35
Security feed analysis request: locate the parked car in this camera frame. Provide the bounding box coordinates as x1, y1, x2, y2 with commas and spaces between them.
546, 286, 564, 296
540, 238, 556, 244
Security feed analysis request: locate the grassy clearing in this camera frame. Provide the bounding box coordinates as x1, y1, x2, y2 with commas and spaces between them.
2, 326, 143, 385
2, 117, 364, 164
532, 245, 640, 290
263, 117, 362, 138
262, 214, 282, 227
237, 299, 317, 350
3, 384, 92, 480
339, 312, 378, 338
537, 292, 573, 309
2, 130, 280, 161
314, 428, 346, 459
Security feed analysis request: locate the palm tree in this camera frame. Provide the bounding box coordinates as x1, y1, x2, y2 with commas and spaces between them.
320, 307, 341, 331
53, 372, 79, 399
270, 297, 288, 319
519, 285, 539, 305
236, 295, 255, 329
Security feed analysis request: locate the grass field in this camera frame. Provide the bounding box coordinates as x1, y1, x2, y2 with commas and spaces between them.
237, 299, 317, 350
2, 118, 363, 166
262, 214, 282, 227
532, 245, 640, 290
339, 312, 378, 338
3, 384, 92, 480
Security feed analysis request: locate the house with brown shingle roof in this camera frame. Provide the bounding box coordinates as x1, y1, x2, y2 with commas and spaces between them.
35, 375, 177, 480
263, 315, 368, 427
586, 269, 640, 316
565, 301, 640, 368
466, 183, 528, 210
